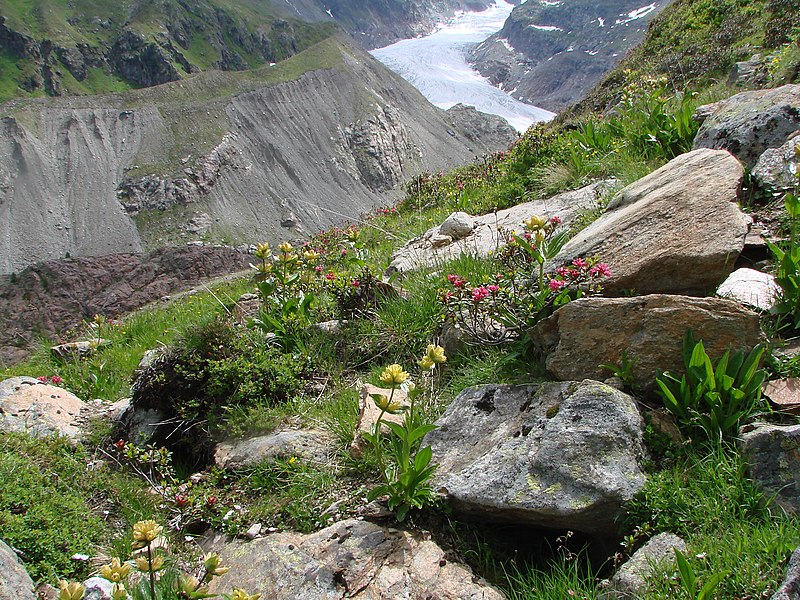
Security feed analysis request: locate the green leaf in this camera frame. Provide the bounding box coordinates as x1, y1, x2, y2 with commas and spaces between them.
697, 570, 727, 600
674, 549, 695, 594
414, 446, 433, 471
407, 424, 438, 445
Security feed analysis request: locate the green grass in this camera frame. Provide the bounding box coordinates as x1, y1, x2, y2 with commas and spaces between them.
0, 432, 159, 582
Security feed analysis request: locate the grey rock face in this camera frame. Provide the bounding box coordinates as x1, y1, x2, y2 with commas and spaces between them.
534, 295, 762, 390
551, 149, 747, 296
424, 380, 646, 534
207, 518, 504, 600
214, 429, 333, 470
740, 424, 800, 515
693, 85, 800, 168
387, 180, 611, 275
753, 135, 800, 192
772, 546, 800, 600
599, 533, 686, 599
0, 540, 36, 600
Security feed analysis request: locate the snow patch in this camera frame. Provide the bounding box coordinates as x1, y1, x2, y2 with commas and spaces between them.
530, 24, 564, 31
615, 3, 657, 25
499, 37, 515, 52
585, 50, 599, 56
540, 0, 562, 5
326, 8, 333, 18
597, 17, 605, 27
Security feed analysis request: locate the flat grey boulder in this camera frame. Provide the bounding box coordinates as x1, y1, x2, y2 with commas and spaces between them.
598, 533, 686, 599
717, 267, 780, 311
753, 134, 800, 192
534, 295, 762, 390
207, 518, 503, 600
386, 181, 612, 275
694, 84, 800, 168
772, 546, 800, 600
424, 380, 646, 535
214, 429, 333, 470
740, 424, 800, 515
0, 540, 36, 600
549, 149, 747, 296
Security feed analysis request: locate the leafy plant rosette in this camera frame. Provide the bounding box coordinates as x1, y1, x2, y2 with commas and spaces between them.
655, 330, 767, 444
768, 192, 800, 331
363, 345, 447, 521
440, 215, 611, 345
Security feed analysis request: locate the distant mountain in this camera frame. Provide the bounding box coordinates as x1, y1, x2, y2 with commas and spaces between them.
469, 0, 674, 112
0, 36, 515, 275
0, 0, 496, 102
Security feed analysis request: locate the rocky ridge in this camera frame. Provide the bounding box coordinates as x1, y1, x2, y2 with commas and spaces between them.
469, 0, 674, 112
0, 37, 515, 277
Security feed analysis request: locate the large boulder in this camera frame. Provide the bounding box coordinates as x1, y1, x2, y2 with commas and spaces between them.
716, 267, 780, 311
0, 540, 36, 600
740, 424, 800, 515
549, 149, 747, 296
534, 295, 763, 390
423, 380, 646, 535
693, 84, 800, 169
772, 546, 800, 600
0, 377, 87, 439
207, 518, 503, 600
386, 181, 612, 276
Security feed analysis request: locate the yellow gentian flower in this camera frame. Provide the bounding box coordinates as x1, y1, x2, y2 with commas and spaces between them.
58, 581, 85, 600
99, 557, 131, 583
135, 554, 165, 572
379, 364, 408, 387
523, 215, 547, 231
132, 520, 162, 549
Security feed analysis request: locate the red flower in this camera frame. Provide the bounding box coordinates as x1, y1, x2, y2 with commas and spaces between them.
37, 376, 48, 383
472, 287, 490, 302
50, 375, 63, 384
549, 215, 562, 225
351, 279, 360, 288
206, 496, 218, 506
175, 493, 189, 508
549, 279, 567, 291
114, 439, 126, 451
572, 258, 588, 269
325, 272, 336, 281
590, 263, 612, 277
487, 285, 500, 294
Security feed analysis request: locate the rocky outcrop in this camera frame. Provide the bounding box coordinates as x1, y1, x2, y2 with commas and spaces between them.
534, 295, 763, 390
599, 533, 687, 600
0, 38, 515, 276
207, 518, 504, 599
740, 424, 800, 515
0, 539, 36, 600
753, 134, 800, 193
469, 0, 674, 111
387, 180, 611, 275
0, 245, 248, 365
424, 380, 647, 534
550, 149, 747, 296
693, 85, 800, 169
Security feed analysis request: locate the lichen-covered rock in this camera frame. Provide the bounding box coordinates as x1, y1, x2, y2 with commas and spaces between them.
550, 149, 747, 296
740, 424, 800, 515
534, 295, 762, 390
598, 533, 686, 599
0, 540, 36, 600
214, 429, 333, 470
207, 519, 503, 600
753, 135, 800, 192
693, 84, 800, 168
423, 380, 646, 534
439, 211, 475, 240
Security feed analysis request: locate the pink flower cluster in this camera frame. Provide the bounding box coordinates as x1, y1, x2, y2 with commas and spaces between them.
548, 258, 612, 293
37, 375, 63, 385
447, 274, 467, 288
472, 287, 490, 302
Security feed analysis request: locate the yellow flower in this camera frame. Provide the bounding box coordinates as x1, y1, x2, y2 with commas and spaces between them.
523, 215, 547, 231
132, 520, 162, 549
203, 552, 230, 579
405, 380, 422, 400
111, 584, 127, 600
278, 241, 293, 253
303, 249, 320, 263
230, 589, 261, 600
254, 242, 271, 260
379, 364, 408, 387
179, 574, 209, 597
135, 554, 165, 572
58, 581, 85, 600
99, 557, 132, 583
419, 355, 435, 370
425, 344, 447, 364
371, 393, 403, 414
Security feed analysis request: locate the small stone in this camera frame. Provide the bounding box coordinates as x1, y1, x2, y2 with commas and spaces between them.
246, 523, 262, 539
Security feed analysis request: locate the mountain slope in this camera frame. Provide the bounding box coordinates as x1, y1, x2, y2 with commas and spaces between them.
469, 0, 674, 112
0, 0, 497, 102
0, 36, 515, 276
